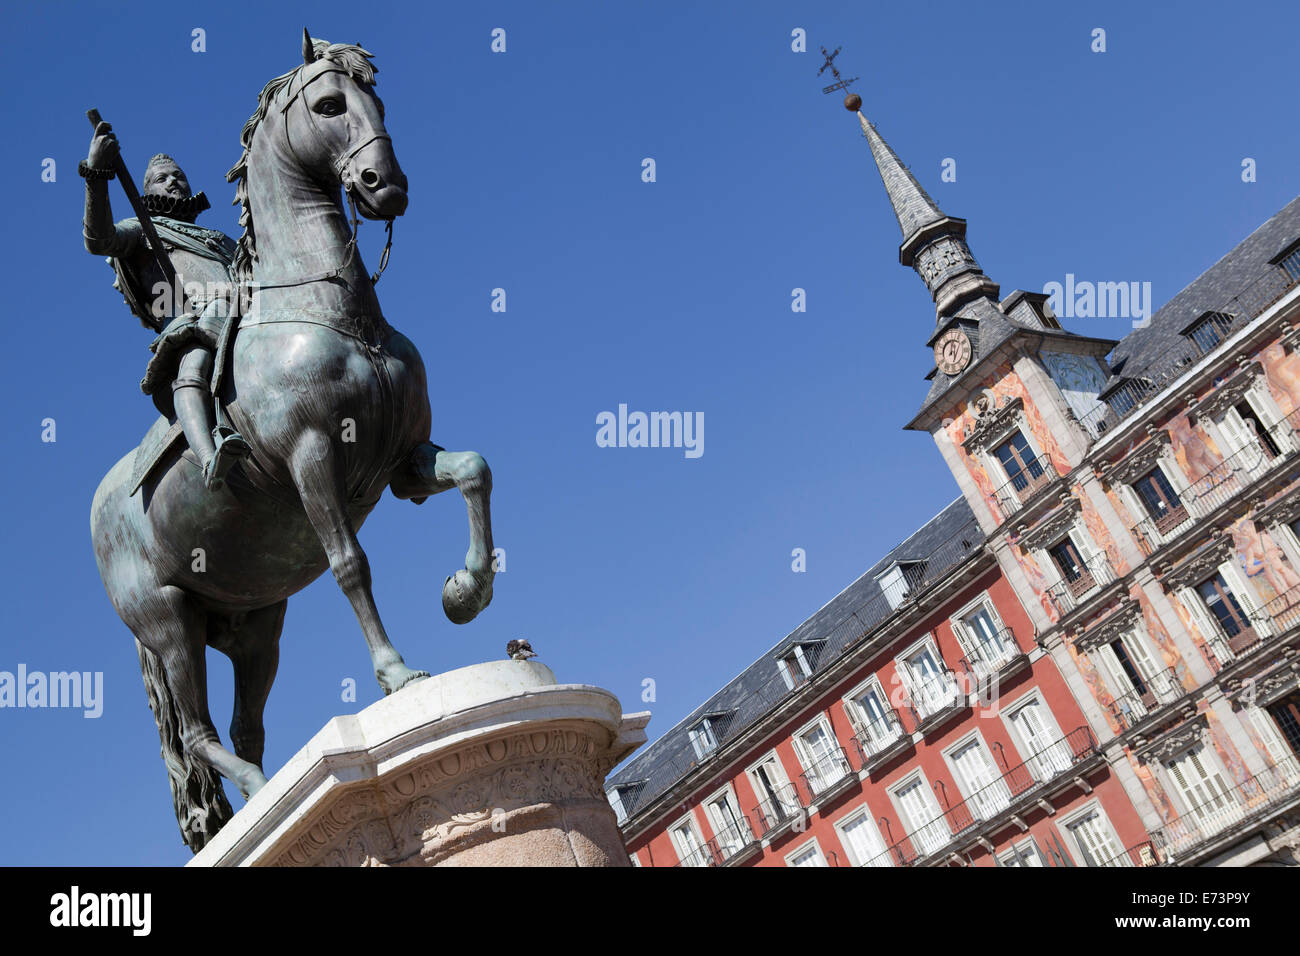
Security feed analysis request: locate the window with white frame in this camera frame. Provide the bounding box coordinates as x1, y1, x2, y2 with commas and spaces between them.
1043, 527, 1105, 601
946, 735, 1011, 820
1185, 567, 1261, 654
1093, 627, 1169, 722
891, 774, 948, 856
669, 813, 708, 868
1243, 704, 1300, 782
703, 785, 750, 859
877, 562, 921, 611
1126, 462, 1192, 540
844, 676, 902, 754
793, 716, 850, 796
785, 838, 828, 868
991, 429, 1048, 500
776, 641, 823, 690
1211, 384, 1293, 465
898, 637, 958, 719
688, 713, 727, 760
747, 752, 798, 829
999, 838, 1047, 867
835, 807, 890, 867
1062, 803, 1127, 867
953, 596, 1015, 672
606, 782, 643, 825
1004, 693, 1072, 780
1163, 743, 1239, 836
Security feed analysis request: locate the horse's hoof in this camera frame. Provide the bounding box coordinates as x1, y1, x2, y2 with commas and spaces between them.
377, 663, 430, 695
442, 569, 492, 625
240, 769, 270, 801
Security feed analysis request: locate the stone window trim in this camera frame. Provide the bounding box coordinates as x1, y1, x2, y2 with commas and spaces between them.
1131, 710, 1208, 764
1014, 495, 1083, 554
961, 393, 1026, 454
1157, 536, 1237, 592
782, 835, 829, 868
1188, 360, 1264, 426
1223, 656, 1300, 708
1096, 429, 1175, 489
1056, 798, 1129, 867
1071, 597, 1144, 654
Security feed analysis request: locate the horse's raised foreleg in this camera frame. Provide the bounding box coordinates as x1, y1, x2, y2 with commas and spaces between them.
390, 442, 495, 624
290, 431, 428, 694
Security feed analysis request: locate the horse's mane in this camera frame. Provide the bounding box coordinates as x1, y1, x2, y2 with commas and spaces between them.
225, 39, 377, 286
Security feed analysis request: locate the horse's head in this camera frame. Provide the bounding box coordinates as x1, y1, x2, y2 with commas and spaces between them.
280, 31, 408, 220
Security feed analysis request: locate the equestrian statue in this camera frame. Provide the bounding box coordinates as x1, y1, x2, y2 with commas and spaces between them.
86, 32, 496, 853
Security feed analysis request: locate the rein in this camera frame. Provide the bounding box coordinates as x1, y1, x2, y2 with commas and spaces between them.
246, 65, 395, 296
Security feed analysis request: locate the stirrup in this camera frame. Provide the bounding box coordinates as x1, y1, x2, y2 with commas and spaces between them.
204, 428, 252, 491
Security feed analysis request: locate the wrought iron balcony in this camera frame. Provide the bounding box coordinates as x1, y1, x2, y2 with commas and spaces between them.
959, 628, 1029, 684
1131, 504, 1196, 556
1045, 553, 1117, 616
859, 727, 1099, 867
907, 669, 966, 733
797, 746, 856, 806
993, 454, 1058, 520
1202, 582, 1300, 670
1150, 757, 1300, 864
1107, 666, 1185, 732
849, 709, 912, 773
750, 783, 804, 840
1093, 840, 1164, 867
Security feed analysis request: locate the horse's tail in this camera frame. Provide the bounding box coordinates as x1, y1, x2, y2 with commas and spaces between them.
135, 638, 233, 853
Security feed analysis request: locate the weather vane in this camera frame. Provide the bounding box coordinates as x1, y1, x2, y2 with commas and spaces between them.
818, 45, 862, 111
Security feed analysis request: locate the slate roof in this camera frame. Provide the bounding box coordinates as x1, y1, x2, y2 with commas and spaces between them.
606, 496, 983, 818
1104, 196, 1300, 386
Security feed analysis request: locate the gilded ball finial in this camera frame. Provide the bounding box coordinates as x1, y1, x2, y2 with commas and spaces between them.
844, 93, 862, 112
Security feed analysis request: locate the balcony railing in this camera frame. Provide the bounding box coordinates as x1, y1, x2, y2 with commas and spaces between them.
907, 669, 965, 728
959, 628, 1027, 683
1076, 268, 1299, 439
1150, 757, 1300, 863
993, 454, 1058, 519
1093, 840, 1163, 867
797, 746, 855, 804
1184, 438, 1294, 523
1045, 553, 1117, 616
1202, 581, 1300, 669
849, 709, 911, 772
1107, 666, 1184, 731
750, 783, 804, 839
1131, 504, 1197, 556
859, 727, 1098, 867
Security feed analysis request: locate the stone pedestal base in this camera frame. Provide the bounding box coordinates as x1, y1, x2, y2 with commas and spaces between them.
188, 661, 649, 867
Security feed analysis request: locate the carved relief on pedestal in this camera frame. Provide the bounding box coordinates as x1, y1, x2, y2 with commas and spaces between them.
268, 725, 614, 867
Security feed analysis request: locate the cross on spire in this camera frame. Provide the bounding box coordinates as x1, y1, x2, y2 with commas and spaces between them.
818, 45, 858, 95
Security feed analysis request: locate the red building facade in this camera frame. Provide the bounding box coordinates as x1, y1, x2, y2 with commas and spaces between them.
606, 106, 1300, 869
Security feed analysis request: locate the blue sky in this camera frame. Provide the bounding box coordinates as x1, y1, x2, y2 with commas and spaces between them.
1, 1, 1297, 865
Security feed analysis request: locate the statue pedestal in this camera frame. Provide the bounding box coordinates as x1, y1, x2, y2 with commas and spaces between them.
188, 661, 648, 867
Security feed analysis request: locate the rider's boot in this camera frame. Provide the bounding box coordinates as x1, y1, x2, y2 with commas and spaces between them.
173, 348, 250, 491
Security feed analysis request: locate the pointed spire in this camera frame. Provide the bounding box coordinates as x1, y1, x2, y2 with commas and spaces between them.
857, 112, 945, 241
855, 110, 999, 317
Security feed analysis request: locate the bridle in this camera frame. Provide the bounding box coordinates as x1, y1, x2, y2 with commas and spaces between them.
247, 64, 395, 294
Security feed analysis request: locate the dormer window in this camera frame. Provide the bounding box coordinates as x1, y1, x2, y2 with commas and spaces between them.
1182, 311, 1235, 355
1272, 239, 1300, 282
688, 712, 732, 760
606, 781, 645, 824
777, 641, 825, 690
877, 561, 922, 611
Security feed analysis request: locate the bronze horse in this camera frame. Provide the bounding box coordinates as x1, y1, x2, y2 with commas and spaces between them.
91, 36, 495, 852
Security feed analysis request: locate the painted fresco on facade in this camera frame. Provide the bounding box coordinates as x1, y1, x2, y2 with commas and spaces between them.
1078, 489, 1131, 577
1229, 516, 1300, 610
1065, 641, 1121, 736
1259, 341, 1300, 416
1132, 584, 1193, 690
1127, 751, 1178, 826
1166, 410, 1225, 485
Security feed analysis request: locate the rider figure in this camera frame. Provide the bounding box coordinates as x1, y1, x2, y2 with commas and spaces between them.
82, 120, 250, 491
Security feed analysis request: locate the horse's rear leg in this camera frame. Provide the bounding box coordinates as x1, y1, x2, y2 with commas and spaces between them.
389, 442, 495, 624
134, 585, 270, 799
290, 432, 428, 695
210, 601, 287, 768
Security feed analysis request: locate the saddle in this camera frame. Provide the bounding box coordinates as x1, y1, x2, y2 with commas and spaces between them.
128, 307, 241, 497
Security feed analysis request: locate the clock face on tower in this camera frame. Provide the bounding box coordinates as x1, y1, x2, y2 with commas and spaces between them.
934, 328, 972, 376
